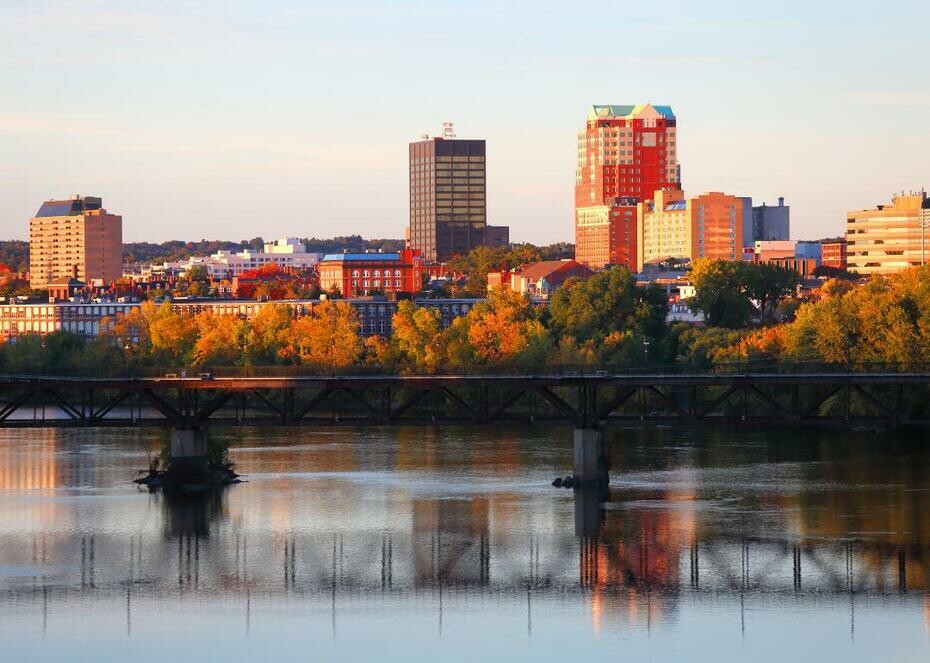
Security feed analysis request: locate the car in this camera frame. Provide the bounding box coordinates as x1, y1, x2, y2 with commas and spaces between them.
199, 372, 214, 380
164, 373, 178, 378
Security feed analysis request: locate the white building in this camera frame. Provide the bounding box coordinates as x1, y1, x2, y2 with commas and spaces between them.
122, 238, 323, 281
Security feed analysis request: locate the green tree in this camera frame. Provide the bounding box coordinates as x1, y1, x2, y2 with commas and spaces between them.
688, 259, 755, 329
548, 266, 668, 345
746, 263, 801, 323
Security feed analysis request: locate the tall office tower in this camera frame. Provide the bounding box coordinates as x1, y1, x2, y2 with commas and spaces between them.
575, 104, 681, 269
846, 191, 930, 275
408, 124, 487, 263
29, 195, 123, 289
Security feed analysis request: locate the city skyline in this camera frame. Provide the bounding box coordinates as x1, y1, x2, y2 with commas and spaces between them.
1, 0, 928, 244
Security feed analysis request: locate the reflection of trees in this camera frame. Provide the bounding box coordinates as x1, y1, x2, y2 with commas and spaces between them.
786, 432, 930, 591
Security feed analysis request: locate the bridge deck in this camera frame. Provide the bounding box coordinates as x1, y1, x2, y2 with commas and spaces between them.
1, 373, 929, 428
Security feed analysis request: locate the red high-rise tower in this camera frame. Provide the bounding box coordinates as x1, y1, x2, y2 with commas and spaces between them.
574, 104, 681, 269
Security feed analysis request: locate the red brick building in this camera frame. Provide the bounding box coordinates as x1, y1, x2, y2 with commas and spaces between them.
820, 239, 848, 270
318, 250, 422, 298
575, 104, 681, 269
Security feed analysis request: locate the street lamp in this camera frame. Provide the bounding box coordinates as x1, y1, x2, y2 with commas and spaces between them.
40, 338, 48, 375
123, 343, 133, 377
643, 338, 650, 368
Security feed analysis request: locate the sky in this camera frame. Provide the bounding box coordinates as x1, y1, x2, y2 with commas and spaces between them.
0, 0, 928, 244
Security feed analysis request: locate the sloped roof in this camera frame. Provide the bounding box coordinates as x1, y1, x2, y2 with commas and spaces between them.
589, 104, 675, 120
35, 197, 103, 217
517, 260, 590, 282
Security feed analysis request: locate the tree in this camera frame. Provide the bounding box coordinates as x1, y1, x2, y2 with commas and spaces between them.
441, 288, 550, 369
149, 310, 199, 361
688, 259, 755, 329
548, 266, 668, 345
280, 300, 361, 372
192, 314, 248, 366
745, 263, 801, 323
390, 300, 442, 372
246, 303, 292, 363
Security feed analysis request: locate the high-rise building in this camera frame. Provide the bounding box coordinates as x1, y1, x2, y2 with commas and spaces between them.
575, 104, 681, 269
408, 128, 487, 263
751, 197, 790, 243
29, 195, 122, 289
846, 191, 930, 275
636, 190, 743, 271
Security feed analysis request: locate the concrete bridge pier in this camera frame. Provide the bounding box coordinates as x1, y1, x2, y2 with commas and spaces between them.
573, 428, 609, 486
168, 427, 210, 484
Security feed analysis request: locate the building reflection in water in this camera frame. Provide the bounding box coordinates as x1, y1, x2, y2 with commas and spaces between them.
2, 425, 930, 644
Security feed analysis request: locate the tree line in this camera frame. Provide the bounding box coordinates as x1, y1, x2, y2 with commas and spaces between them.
4, 260, 929, 376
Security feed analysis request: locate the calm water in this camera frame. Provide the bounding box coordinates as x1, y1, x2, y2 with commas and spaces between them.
1, 424, 930, 662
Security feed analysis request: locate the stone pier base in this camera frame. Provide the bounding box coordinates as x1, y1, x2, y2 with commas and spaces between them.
168, 427, 210, 484
573, 428, 608, 486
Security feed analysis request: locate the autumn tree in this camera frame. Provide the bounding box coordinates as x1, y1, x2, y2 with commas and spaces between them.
390, 300, 442, 372
245, 303, 292, 363
280, 300, 361, 372
440, 288, 550, 370
191, 313, 247, 366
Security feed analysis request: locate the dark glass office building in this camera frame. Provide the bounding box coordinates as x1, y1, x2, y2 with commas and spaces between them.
409, 137, 486, 262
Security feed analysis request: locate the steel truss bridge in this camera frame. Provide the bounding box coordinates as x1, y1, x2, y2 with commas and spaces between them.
2, 373, 930, 428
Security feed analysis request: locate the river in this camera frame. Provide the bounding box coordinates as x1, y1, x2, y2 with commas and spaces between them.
1, 424, 929, 662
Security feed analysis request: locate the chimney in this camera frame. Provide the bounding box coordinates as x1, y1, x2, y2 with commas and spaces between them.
72, 264, 78, 279
778, 197, 784, 207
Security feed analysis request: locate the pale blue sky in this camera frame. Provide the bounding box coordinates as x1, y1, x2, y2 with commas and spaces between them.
1, 0, 928, 244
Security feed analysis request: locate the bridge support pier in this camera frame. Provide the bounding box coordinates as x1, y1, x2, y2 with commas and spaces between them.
573, 428, 608, 486
168, 427, 210, 484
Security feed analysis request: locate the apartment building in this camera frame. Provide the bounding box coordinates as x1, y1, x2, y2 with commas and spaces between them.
29, 195, 122, 289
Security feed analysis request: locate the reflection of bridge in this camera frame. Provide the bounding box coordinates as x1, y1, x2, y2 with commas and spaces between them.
1, 491, 926, 611
2, 373, 930, 428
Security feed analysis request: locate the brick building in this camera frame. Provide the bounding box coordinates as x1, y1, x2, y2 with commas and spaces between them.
29, 195, 122, 289
575, 104, 681, 269
318, 250, 423, 298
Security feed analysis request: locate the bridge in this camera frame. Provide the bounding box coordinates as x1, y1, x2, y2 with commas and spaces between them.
2, 372, 929, 483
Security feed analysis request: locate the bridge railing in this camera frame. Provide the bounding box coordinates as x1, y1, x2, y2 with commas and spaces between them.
2, 360, 930, 380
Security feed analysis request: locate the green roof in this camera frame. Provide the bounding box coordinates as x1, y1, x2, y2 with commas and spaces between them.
589, 104, 675, 120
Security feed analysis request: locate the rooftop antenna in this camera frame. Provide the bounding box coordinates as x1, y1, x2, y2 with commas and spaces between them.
441, 121, 456, 139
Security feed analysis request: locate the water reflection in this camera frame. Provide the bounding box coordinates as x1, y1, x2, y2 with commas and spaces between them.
2, 426, 930, 660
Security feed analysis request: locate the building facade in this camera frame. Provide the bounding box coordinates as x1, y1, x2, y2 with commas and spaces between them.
846, 192, 930, 275
0, 301, 136, 341
635, 190, 743, 271
485, 225, 510, 249
318, 250, 422, 298
29, 195, 122, 289
820, 239, 848, 270
751, 198, 790, 243
408, 134, 487, 262
575, 104, 681, 269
